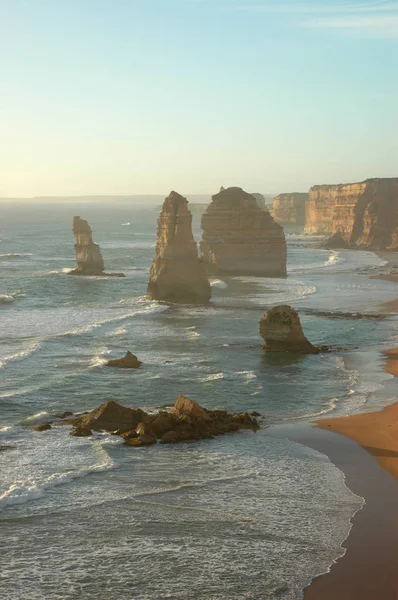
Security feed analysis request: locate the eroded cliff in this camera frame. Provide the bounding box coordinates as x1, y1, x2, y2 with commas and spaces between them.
305, 178, 398, 249
271, 193, 308, 226
200, 187, 287, 276
147, 191, 211, 303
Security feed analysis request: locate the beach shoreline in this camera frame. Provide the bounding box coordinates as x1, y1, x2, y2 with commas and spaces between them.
268, 423, 398, 600
297, 255, 398, 598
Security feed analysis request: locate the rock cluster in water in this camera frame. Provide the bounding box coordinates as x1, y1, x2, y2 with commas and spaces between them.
271, 193, 308, 226
305, 178, 398, 249
70, 216, 125, 277
200, 187, 287, 276
35, 397, 260, 445
259, 304, 320, 353
147, 191, 211, 303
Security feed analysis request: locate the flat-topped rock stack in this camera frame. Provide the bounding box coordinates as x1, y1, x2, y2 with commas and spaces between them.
271, 193, 308, 226
200, 187, 287, 276
305, 178, 398, 249
147, 191, 211, 303
70, 216, 125, 277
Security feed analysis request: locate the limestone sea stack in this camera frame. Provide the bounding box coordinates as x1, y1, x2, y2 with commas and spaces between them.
200, 187, 287, 276
147, 191, 211, 303
305, 178, 398, 249
259, 305, 320, 353
70, 216, 125, 277
271, 193, 308, 226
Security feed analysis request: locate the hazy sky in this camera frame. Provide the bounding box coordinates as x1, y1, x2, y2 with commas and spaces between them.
0, 0, 397, 197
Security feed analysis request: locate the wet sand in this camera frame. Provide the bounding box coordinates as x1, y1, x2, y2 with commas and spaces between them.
384, 348, 398, 377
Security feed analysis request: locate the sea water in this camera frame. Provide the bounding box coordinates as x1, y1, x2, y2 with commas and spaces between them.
0, 202, 397, 599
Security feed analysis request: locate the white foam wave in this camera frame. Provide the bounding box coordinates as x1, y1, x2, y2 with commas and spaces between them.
0, 253, 33, 260
0, 444, 115, 509
121, 222, 131, 226
63, 303, 168, 337
0, 341, 41, 369
89, 348, 111, 369
210, 278, 228, 289
201, 372, 224, 382
236, 370, 257, 382
19, 411, 51, 425
184, 326, 200, 339
0, 294, 14, 304
45, 267, 73, 275
106, 326, 128, 337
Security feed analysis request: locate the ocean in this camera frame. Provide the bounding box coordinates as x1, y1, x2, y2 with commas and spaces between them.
1, 201, 397, 600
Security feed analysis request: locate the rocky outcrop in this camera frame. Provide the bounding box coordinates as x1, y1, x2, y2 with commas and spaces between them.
64, 397, 259, 446
73, 400, 148, 434
259, 305, 320, 353
106, 352, 142, 369
34, 422, 52, 432
70, 216, 125, 277
200, 187, 287, 276
271, 193, 308, 225
147, 191, 211, 303
305, 178, 398, 249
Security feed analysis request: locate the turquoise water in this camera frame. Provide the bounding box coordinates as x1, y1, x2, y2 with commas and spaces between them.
1, 202, 397, 599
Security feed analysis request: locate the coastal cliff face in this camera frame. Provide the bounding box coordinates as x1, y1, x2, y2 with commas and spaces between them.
200, 187, 287, 277
147, 191, 211, 303
71, 217, 105, 275
305, 178, 398, 249
271, 193, 308, 226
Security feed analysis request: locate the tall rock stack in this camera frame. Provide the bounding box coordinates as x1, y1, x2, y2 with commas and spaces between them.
200, 187, 287, 276
147, 191, 211, 303
305, 178, 398, 249
71, 217, 105, 275
271, 193, 308, 226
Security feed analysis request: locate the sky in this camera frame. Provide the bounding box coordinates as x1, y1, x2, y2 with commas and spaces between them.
0, 0, 397, 197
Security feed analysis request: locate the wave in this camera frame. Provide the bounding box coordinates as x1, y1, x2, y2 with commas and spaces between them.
0, 444, 115, 509
184, 326, 200, 339
89, 347, 111, 369
210, 279, 228, 289
201, 372, 224, 382
121, 222, 131, 226
236, 370, 257, 383
0, 295, 15, 304
62, 303, 168, 337
19, 411, 51, 425
0, 341, 41, 369
45, 267, 73, 275
0, 253, 32, 260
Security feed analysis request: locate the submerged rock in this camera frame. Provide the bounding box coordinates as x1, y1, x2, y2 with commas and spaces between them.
259, 305, 320, 354
200, 187, 287, 276
106, 352, 142, 369
147, 191, 211, 303
70, 216, 125, 277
